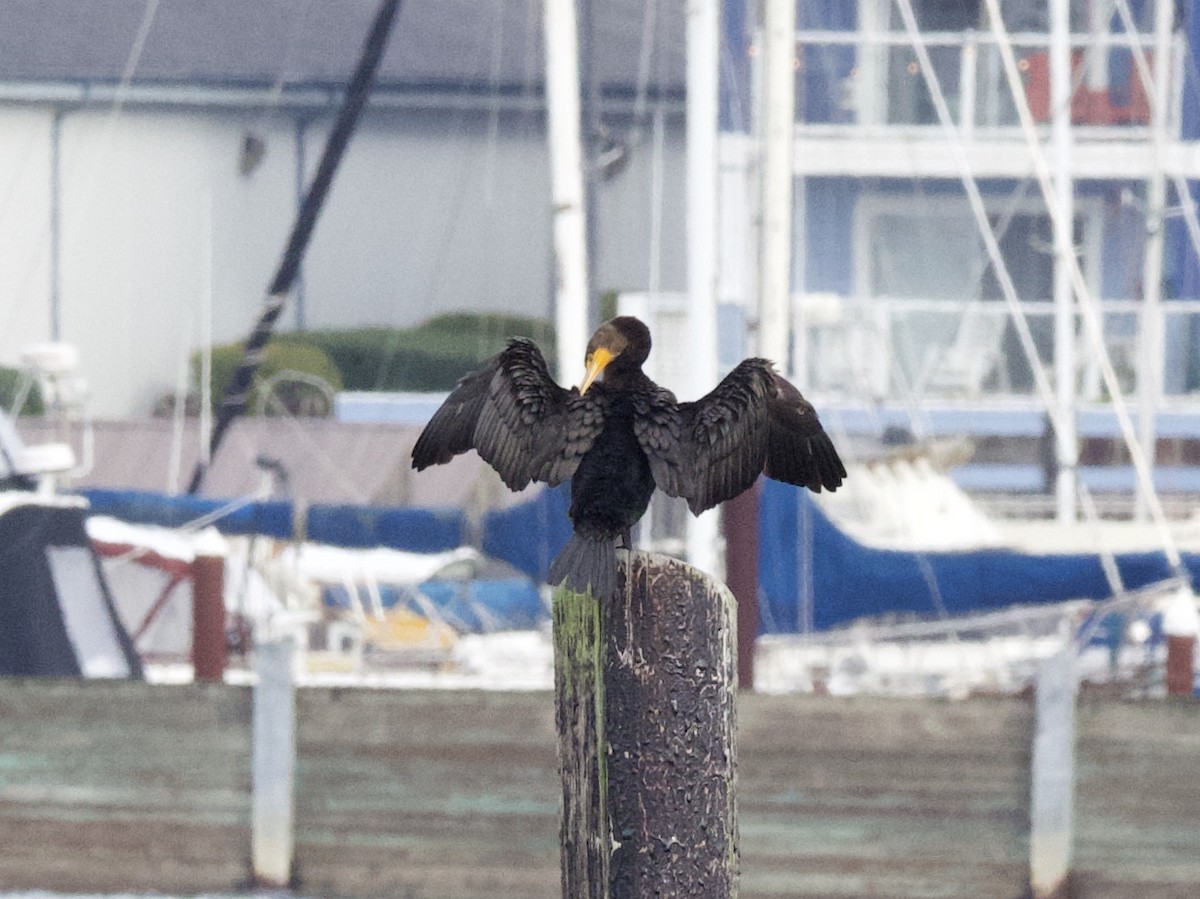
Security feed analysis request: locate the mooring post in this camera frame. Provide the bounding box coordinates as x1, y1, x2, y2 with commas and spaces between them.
252, 636, 297, 888
1029, 645, 1077, 899
191, 548, 227, 683
1163, 587, 1199, 698
552, 552, 738, 898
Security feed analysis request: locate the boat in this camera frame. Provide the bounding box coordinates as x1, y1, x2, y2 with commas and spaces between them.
0, 355, 141, 679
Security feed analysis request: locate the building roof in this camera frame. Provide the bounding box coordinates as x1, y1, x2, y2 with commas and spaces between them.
0, 0, 686, 103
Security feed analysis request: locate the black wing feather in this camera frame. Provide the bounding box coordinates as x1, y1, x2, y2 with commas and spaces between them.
412, 338, 607, 491
762, 373, 847, 493
410, 363, 495, 469
677, 360, 773, 514
635, 359, 845, 515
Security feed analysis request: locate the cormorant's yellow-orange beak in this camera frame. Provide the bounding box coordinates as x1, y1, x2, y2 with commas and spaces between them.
579, 347, 615, 395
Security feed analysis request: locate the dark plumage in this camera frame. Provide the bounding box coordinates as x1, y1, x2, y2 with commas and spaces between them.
411, 315, 846, 598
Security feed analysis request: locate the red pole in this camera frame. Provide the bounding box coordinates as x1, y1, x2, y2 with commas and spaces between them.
723, 480, 760, 690
1166, 636, 1195, 698
192, 553, 228, 682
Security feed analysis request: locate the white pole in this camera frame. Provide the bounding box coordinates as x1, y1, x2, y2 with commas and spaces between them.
758, 0, 796, 367
1051, 0, 1078, 522
1029, 645, 1077, 897
1135, 0, 1173, 520
252, 637, 297, 888
544, 0, 590, 386
199, 192, 213, 471
686, 0, 722, 580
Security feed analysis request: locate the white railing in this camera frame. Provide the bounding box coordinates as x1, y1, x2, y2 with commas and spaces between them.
797, 296, 1200, 403
791, 28, 1183, 135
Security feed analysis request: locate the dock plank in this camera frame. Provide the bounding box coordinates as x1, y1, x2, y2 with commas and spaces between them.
0, 681, 1198, 896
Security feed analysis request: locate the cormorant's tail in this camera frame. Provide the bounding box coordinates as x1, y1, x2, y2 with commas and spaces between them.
549, 534, 618, 600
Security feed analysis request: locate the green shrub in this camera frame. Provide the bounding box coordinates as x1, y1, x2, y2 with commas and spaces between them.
0, 366, 44, 416
193, 340, 343, 416
300, 313, 557, 392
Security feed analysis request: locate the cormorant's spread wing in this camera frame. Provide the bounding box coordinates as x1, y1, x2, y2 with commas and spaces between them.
411, 338, 607, 491
761, 371, 846, 494
630, 385, 688, 497
639, 359, 845, 515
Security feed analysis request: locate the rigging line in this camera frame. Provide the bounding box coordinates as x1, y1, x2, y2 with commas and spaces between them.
254, 393, 376, 505
1111, 0, 1200, 281
979, 0, 1184, 572
189, 0, 404, 494
631, 0, 661, 134
483, 0, 508, 207
963, 176, 1034, 299
101, 486, 274, 568
647, 105, 665, 297
257, 0, 316, 127
892, 1, 1060, 453
1077, 479, 1128, 596
370, 5, 506, 392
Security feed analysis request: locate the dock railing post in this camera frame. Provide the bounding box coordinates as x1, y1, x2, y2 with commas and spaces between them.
1029, 645, 1077, 899
553, 552, 739, 898
252, 636, 297, 888
191, 548, 227, 683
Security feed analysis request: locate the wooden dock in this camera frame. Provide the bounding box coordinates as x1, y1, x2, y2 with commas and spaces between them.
0, 680, 1198, 897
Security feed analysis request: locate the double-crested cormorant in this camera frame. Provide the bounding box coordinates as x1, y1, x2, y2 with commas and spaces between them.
411, 316, 845, 598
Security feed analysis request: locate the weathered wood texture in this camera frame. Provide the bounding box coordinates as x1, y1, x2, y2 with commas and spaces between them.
604, 554, 738, 898
1, 682, 1198, 897
292, 688, 561, 898
737, 694, 1034, 899
1072, 698, 1200, 898
552, 553, 738, 899
553, 580, 609, 897
0, 678, 252, 895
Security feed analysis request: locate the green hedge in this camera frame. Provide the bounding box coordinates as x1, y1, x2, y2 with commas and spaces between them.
0, 367, 44, 416
296, 313, 557, 392
182, 313, 560, 417
194, 340, 343, 416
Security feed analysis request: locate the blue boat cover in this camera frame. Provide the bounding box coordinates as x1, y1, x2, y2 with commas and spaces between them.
82, 483, 1200, 634
758, 480, 1199, 632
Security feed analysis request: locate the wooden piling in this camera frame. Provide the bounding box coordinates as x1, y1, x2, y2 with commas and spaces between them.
1166, 635, 1196, 697
723, 484, 759, 691
191, 552, 227, 682
553, 552, 738, 899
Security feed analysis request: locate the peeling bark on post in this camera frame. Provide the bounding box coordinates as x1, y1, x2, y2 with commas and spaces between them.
553, 551, 738, 899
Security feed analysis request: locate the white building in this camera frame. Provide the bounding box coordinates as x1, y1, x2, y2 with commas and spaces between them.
0, 0, 689, 415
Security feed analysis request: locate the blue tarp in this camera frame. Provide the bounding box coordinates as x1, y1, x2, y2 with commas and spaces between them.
758, 480, 1200, 633
323, 579, 546, 633
306, 503, 466, 553
482, 484, 573, 583
82, 489, 466, 552
82, 483, 1200, 636
84, 488, 295, 539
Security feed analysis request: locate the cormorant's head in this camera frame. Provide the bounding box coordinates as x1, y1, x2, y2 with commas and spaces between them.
579, 316, 651, 394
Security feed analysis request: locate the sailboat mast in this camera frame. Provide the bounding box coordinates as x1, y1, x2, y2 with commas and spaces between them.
685, 0, 722, 579
1051, 0, 1078, 521
758, 0, 796, 368
543, 0, 591, 385
1136, 0, 1174, 520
